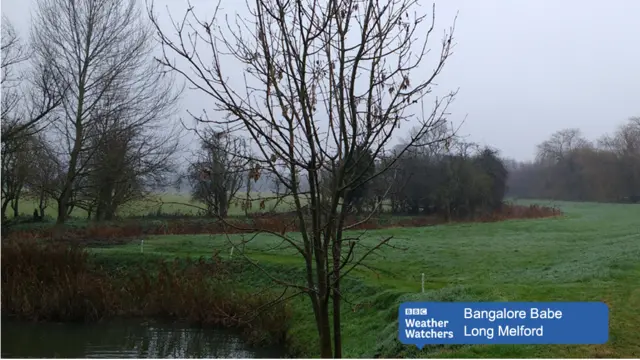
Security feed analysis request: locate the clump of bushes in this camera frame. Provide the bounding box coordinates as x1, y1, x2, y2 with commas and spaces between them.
1, 239, 118, 322
1, 239, 291, 345
477, 203, 563, 222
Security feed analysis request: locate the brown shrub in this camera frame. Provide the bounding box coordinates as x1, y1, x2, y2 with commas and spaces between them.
1, 239, 291, 345
1, 239, 118, 322
6, 204, 562, 241
474, 203, 563, 223
119, 258, 290, 344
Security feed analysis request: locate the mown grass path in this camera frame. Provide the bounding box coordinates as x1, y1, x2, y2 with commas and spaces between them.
92, 201, 640, 358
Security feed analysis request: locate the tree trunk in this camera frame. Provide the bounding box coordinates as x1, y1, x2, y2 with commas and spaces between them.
11, 195, 20, 217
332, 242, 343, 358
56, 189, 70, 225
38, 192, 47, 219
332, 289, 342, 358
95, 184, 113, 221
220, 201, 228, 218
52, 196, 69, 238
95, 202, 104, 221
317, 302, 333, 358
1, 198, 10, 219
104, 206, 116, 221
57, 71, 87, 225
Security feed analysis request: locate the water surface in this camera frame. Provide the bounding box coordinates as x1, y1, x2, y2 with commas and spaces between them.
1, 319, 286, 358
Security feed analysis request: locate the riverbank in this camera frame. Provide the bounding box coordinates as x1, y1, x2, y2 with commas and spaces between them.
3, 201, 639, 357
0, 239, 291, 348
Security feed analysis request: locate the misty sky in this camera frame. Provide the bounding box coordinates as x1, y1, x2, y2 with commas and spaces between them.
2, 0, 638, 161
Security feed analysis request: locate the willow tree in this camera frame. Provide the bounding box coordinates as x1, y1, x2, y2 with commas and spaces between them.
149, 0, 457, 357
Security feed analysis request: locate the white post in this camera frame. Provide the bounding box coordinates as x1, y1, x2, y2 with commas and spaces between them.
230, 246, 235, 259
421, 273, 425, 293
141, 239, 144, 254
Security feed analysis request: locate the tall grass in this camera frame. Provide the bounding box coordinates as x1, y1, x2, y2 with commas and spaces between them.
1, 239, 291, 345
1, 239, 118, 322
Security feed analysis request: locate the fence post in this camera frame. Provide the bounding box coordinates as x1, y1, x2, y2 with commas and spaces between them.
421, 273, 425, 293
141, 239, 144, 254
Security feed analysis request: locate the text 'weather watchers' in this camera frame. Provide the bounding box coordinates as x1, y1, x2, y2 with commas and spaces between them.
398, 302, 608, 347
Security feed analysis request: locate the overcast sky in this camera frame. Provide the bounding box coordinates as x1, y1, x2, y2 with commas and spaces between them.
2, 0, 638, 161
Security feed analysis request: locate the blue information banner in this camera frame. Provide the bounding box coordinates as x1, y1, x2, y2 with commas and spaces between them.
399, 302, 608, 348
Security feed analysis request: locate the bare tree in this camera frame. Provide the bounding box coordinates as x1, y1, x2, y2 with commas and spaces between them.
600, 117, 640, 157
508, 117, 640, 203
599, 117, 640, 199
149, 0, 457, 357
1, 17, 27, 127
272, 173, 283, 197
24, 134, 64, 219
79, 114, 180, 220
1, 135, 33, 218
1, 19, 51, 219
534, 129, 593, 200
31, 0, 181, 224
188, 129, 249, 217
536, 128, 591, 164
1, 16, 64, 146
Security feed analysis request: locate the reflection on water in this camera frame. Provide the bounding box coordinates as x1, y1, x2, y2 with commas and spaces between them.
1, 319, 286, 358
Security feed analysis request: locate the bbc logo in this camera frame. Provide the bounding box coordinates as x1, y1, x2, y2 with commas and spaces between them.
405, 308, 428, 315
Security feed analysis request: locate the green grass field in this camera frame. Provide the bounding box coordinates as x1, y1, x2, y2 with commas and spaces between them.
90, 200, 640, 358
8, 192, 300, 220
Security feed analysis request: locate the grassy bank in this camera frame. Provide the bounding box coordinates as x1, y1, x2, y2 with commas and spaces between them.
87, 201, 640, 358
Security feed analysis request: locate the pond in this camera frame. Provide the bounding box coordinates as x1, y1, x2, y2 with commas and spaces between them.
1, 319, 287, 358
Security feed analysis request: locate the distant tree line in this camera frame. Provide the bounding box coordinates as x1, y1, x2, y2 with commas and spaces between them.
360, 133, 508, 219
184, 120, 510, 220
506, 117, 640, 203
380, 145, 507, 218
183, 118, 640, 217
0, 1, 510, 224
3, 0, 635, 228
